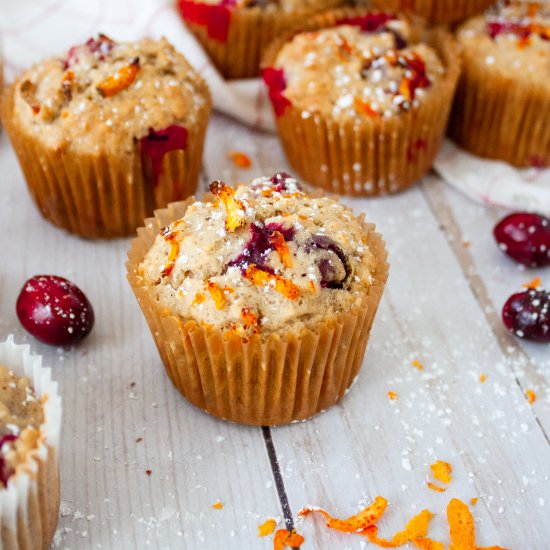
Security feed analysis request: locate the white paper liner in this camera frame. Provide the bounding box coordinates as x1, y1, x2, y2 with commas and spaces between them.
0, 336, 61, 549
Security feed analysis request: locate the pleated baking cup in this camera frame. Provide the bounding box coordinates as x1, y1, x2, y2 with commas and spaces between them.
262, 18, 461, 196
127, 197, 389, 426
368, 0, 495, 25
449, 46, 550, 169
0, 336, 62, 550
1, 84, 211, 239
177, 0, 346, 79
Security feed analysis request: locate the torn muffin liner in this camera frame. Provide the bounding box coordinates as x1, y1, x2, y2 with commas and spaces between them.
0, 336, 62, 550
126, 196, 389, 426
177, 0, 346, 79
369, 0, 495, 25
449, 40, 550, 169
1, 82, 211, 239
261, 10, 461, 197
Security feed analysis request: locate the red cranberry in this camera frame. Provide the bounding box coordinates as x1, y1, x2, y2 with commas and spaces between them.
494, 213, 550, 267
16, 275, 94, 346
502, 289, 550, 343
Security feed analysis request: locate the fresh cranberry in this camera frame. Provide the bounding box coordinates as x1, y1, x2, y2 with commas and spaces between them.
140, 125, 188, 188
305, 235, 350, 289
64, 34, 116, 69
261, 68, 292, 117
336, 13, 396, 33
494, 213, 550, 268
16, 275, 94, 346
0, 434, 17, 487
502, 289, 550, 343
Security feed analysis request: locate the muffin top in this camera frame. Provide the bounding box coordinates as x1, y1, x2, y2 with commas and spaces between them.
140, 173, 379, 337
0, 366, 44, 488
195, 0, 343, 12
457, 2, 550, 86
267, 14, 445, 120
12, 36, 210, 154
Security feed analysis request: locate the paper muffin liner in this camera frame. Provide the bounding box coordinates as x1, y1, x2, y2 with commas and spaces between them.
368, 0, 495, 25
1, 83, 211, 239
0, 336, 62, 550
262, 12, 461, 196
126, 196, 389, 426
449, 45, 550, 169
177, 0, 346, 79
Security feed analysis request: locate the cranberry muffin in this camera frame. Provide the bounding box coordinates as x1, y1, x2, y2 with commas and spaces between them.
127, 173, 388, 425
366, 0, 496, 25
1, 35, 211, 238
262, 9, 460, 195
450, 1, 550, 168
177, 0, 346, 78
0, 337, 62, 550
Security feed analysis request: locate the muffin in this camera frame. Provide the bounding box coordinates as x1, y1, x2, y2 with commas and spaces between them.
0, 336, 61, 549
450, 2, 550, 168
127, 173, 388, 425
367, 0, 496, 25
262, 9, 461, 196
177, 0, 346, 79
1, 35, 211, 239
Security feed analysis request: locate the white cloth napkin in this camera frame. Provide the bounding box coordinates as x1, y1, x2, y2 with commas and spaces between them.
2, 0, 549, 210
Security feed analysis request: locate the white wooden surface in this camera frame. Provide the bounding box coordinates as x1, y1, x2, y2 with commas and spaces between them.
0, 111, 549, 550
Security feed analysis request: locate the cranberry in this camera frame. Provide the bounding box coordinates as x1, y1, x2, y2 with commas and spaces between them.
64, 34, 116, 69
502, 289, 550, 343
16, 275, 94, 346
0, 434, 17, 487
261, 67, 292, 117
335, 13, 396, 33
494, 213, 550, 267
305, 235, 350, 289
140, 125, 188, 188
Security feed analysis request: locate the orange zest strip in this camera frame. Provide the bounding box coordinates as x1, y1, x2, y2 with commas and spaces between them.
412, 360, 424, 370
448, 499, 476, 550
431, 460, 452, 485
241, 308, 259, 334
209, 181, 247, 233
192, 292, 205, 306
523, 277, 541, 290
355, 97, 379, 118
211, 500, 223, 510
160, 242, 179, 280
227, 150, 252, 169
258, 518, 277, 537
244, 265, 300, 300
20, 80, 41, 114
388, 391, 398, 400
427, 482, 446, 493
96, 57, 140, 97
399, 76, 412, 102
273, 529, 304, 550
479, 373, 486, 383
207, 281, 228, 310
526, 389, 537, 404
470, 498, 478, 506
299, 496, 388, 533
270, 231, 293, 268
414, 539, 445, 550
364, 509, 434, 547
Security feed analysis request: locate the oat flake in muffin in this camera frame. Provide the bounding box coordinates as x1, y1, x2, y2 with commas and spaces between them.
13, 35, 208, 156
0, 366, 44, 487
271, 19, 445, 120
140, 173, 378, 336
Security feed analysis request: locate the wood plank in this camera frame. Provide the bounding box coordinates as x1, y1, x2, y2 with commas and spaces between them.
0, 141, 283, 549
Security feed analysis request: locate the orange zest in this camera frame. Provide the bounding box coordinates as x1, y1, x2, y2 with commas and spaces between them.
431, 460, 452, 485
96, 57, 140, 97
414, 539, 445, 550
355, 97, 379, 118
211, 500, 223, 510
244, 264, 300, 300
388, 391, 398, 401
299, 496, 388, 534
207, 281, 228, 310
20, 80, 40, 114
273, 529, 304, 550
470, 498, 478, 506
209, 181, 247, 233
363, 509, 434, 547
270, 231, 293, 268
241, 308, 259, 334
526, 389, 537, 404
523, 277, 541, 290
479, 373, 486, 383
258, 518, 277, 537
427, 482, 446, 493
399, 76, 412, 102
227, 150, 252, 169
192, 292, 205, 306
412, 360, 424, 370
